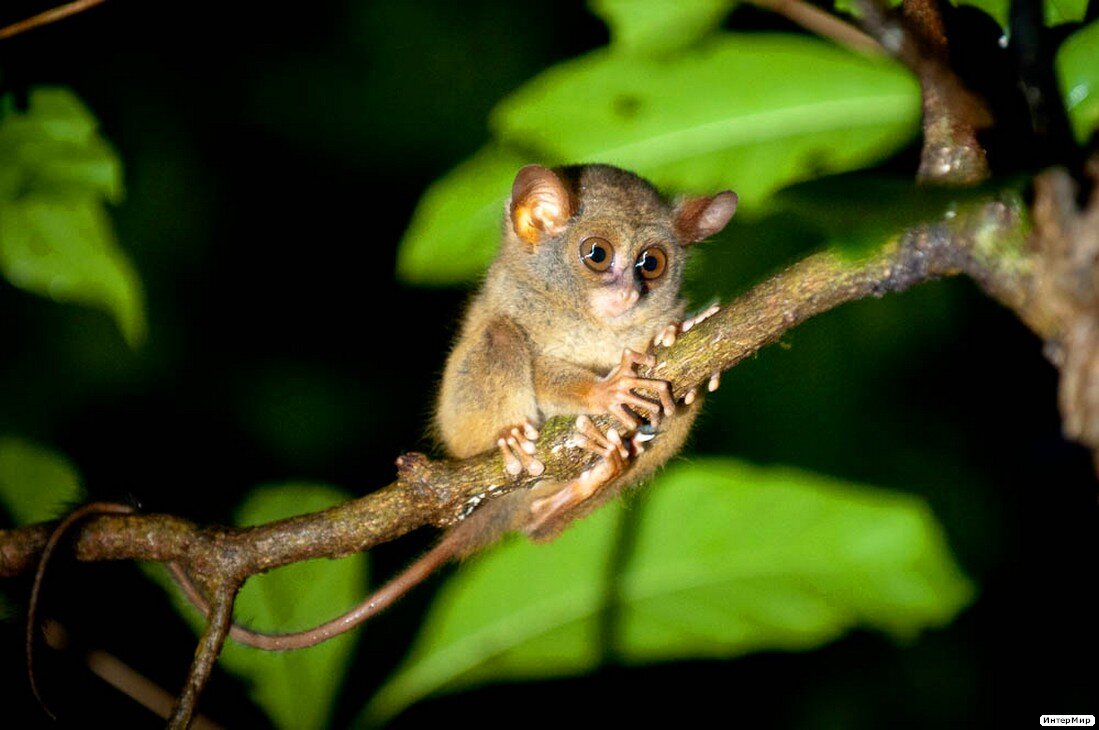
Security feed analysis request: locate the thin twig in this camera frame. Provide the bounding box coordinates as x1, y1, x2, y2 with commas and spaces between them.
853, 0, 991, 184
42, 620, 223, 729
748, 0, 883, 55
0, 0, 109, 41
168, 579, 238, 730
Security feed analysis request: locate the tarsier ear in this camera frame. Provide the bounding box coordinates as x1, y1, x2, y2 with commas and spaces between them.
510, 165, 574, 246
674, 190, 739, 244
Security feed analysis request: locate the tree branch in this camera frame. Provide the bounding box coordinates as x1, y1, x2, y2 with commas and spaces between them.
0, 0, 109, 41
167, 579, 238, 730
854, 0, 992, 184
0, 190, 1047, 581
6, 182, 1096, 723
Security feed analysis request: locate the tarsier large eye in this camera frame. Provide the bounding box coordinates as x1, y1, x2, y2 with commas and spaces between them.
635, 246, 667, 280
580, 236, 614, 272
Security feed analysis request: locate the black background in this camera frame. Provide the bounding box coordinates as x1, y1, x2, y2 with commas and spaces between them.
1, 1, 1096, 727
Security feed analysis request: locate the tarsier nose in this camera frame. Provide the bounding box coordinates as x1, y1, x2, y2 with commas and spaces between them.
590, 282, 640, 320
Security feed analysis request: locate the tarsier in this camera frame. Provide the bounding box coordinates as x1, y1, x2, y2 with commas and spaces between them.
173, 164, 738, 649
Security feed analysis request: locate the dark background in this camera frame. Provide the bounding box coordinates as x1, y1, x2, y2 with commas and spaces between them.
1, 1, 1096, 727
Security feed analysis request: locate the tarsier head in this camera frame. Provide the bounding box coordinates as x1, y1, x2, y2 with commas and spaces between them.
505, 164, 738, 327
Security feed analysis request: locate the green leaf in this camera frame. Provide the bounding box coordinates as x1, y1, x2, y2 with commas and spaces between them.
0, 88, 144, 345
360, 506, 620, 726
0, 197, 145, 345
589, 0, 736, 56
1057, 20, 1099, 144
618, 460, 972, 657
771, 173, 1006, 258
1045, 0, 1088, 26
361, 459, 972, 725
492, 35, 920, 207
396, 145, 530, 285
0, 88, 122, 202
146, 484, 367, 730
0, 436, 84, 526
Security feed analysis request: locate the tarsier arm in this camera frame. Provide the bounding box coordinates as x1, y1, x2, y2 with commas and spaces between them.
534, 350, 675, 432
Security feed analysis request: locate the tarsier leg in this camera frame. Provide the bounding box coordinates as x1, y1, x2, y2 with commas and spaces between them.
497, 419, 545, 476
524, 415, 628, 536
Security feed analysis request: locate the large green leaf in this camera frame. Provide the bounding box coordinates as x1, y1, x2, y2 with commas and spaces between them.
396, 145, 528, 285
1057, 20, 1099, 144
147, 484, 367, 730
0, 88, 144, 345
0, 436, 84, 526
0, 196, 145, 345
360, 458, 972, 725
589, 0, 736, 56
1044, 0, 1088, 26
492, 35, 920, 207
771, 172, 1006, 258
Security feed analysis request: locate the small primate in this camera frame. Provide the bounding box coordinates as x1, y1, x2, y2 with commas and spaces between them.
174, 164, 738, 649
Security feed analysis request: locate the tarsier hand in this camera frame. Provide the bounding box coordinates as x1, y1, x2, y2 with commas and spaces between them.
589, 348, 676, 432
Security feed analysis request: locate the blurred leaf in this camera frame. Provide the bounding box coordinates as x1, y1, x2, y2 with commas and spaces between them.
361, 459, 971, 725
771, 173, 1003, 257
618, 460, 972, 657
493, 35, 920, 207
396, 145, 529, 285
0, 197, 145, 345
1057, 20, 1099, 144
360, 506, 620, 727
589, 0, 735, 55
0, 436, 84, 525
0, 88, 143, 345
0, 88, 122, 202
1045, 0, 1087, 26
145, 484, 366, 730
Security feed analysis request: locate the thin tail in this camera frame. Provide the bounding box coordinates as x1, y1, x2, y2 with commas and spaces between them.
169, 491, 526, 650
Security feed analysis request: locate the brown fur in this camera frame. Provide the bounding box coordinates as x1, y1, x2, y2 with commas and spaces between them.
436, 164, 736, 537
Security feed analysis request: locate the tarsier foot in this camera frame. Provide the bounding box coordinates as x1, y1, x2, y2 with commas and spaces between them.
592, 348, 676, 431
526, 415, 629, 534
653, 303, 722, 349
497, 419, 545, 476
